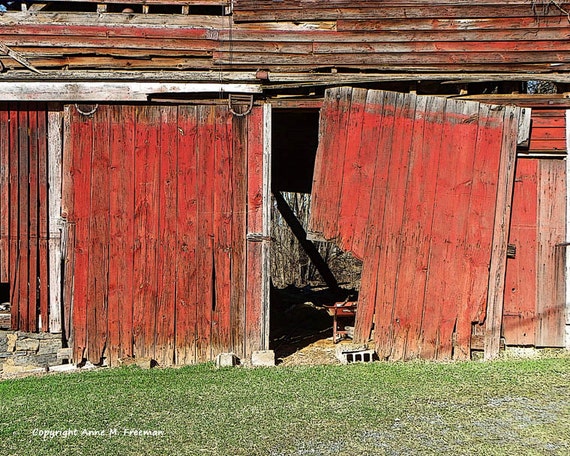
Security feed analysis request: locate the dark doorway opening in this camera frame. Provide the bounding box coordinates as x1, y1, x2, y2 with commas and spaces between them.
270, 109, 362, 364
0, 282, 10, 329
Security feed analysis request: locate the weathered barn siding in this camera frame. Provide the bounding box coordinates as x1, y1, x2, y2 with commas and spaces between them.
528, 110, 567, 156
504, 158, 567, 347
63, 104, 267, 367
309, 87, 523, 360
0, 1, 570, 75
0, 103, 58, 332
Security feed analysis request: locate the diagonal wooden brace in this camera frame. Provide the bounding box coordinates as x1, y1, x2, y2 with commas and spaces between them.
0, 42, 43, 74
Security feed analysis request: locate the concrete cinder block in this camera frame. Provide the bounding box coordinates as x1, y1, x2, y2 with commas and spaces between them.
251, 350, 275, 367
335, 345, 375, 364
215, 353, 239, 368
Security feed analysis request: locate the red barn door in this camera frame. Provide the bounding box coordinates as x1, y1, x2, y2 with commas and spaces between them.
63, 104, 269, 366
503, 158, 566, 347
309, 88, 524, 360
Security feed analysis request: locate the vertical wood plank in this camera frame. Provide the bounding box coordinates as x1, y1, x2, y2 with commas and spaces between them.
503, 159, 538, 345
261, 103, 272, 349
69, 106, 93, 363
373, 92, 416, 359
17, 108, 30, 332
230, 115, 247, 357
337, 88, 367, 255
38, 106, 50, 332
465, 104, 505, 344
9, 105, 19, 329
86, 106, 111, 364
133, 106, 160, 361
61, 106, 74, 344
196, 105, 215, 362
175, 105, 198, 365
309, 87, 352, 242
536, 159, 566, 347
353, 90, 395, 344
388, 94, 431, 360
566, 109, 570, 350
108, 105, 136, 365
155, 105, 178, 367
435, 100, 479, 360
0, 104, 8, 283
28, 105, 39, 333
211, 107, 233, 356
349, 90, 384, 259
245, 105, 264, 359
48, 106, 63, 333
484, 105, 520, 360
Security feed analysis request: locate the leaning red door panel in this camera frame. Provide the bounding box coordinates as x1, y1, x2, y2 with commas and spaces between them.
310, 88, 522, 360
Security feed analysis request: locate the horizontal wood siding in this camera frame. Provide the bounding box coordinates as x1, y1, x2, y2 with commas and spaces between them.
64, 104, 264, 366
310, 87, 520, 360
1, 5, 570, 74
527, 110, 567, 156
0, 103, 53, 331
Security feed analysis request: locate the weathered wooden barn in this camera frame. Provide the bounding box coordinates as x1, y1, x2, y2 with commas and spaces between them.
0, 0, 569, 366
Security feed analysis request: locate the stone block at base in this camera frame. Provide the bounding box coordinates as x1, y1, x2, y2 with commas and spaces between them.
215, 353, 239, 368
251, 350, 275, 367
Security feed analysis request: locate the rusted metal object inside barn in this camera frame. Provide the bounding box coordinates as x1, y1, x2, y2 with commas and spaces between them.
0, 0, 569, 367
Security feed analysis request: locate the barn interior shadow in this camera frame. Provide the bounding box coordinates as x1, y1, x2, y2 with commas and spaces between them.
270, 284, 357, 362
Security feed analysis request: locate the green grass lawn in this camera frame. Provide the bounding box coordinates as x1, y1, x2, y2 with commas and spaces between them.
1, 355, 569, 455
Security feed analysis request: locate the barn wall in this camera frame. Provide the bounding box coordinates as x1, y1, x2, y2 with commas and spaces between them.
0, 103, 61, 333
309, 87, 522, 360
504, 158, 567, 347
1, 1, 570, 75
63, 103, 267, 367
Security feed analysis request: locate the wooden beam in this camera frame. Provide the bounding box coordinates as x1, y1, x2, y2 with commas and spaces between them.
484, 105, 521, 360
566, 108, 570, 350
517, 107, 532, 147
273, 191, 339, 291
0, 82, 261, 101
261, 103, 272, 350
48, 107, 63, 333
0, 42, 42, 74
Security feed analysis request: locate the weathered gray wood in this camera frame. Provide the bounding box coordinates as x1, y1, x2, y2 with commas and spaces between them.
0, 82, 261, 101
261, 103, 272, 350
274, 191, 339, 290
536, 160, 566, 347
517, 107, 532, 146
48, 107, 63, 333
0, 42, 42, 74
